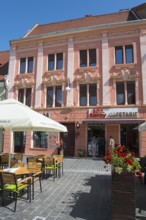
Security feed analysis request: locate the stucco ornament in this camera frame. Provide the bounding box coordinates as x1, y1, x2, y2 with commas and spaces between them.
121, 68, 130, 80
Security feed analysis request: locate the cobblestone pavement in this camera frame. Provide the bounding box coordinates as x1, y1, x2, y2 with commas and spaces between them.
0, 158, 146, 220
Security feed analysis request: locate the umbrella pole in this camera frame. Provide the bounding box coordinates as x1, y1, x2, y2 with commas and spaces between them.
8, 130, 13, 167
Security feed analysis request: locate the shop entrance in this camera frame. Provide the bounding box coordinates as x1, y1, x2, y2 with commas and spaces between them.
87, 123, 105, 157
120, 124, 139, 156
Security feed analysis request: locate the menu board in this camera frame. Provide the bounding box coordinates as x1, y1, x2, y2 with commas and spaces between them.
48, 132, 59, 149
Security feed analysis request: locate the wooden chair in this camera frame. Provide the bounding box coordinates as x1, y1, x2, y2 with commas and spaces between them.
26, 156, 38, 163
53, 155, 64, 177
0, 154, 9, 168
26, 162, 42, 199
37, 155, 48, 163
13, 153, 23, 161
1, 172, 31, 212
42, 157, 58, 181
11, 160, 24, 168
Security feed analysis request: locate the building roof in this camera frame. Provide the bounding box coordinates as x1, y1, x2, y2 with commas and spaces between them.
132, 3, 146, 19
0, 50, 9, 82
24, 10, 130, 38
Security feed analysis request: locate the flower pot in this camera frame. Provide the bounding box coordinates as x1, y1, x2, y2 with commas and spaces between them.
78, 150, 84, 157
112, 171, 136, 220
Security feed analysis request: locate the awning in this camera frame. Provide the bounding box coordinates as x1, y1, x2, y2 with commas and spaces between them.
83, 118, 145, 124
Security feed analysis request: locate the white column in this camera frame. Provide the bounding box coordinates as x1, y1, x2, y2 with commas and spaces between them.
8, 47, 16, 99
102, 34, 110, 105
140, 29, 146, 104
66, 38, 74, 106
35, 43, 43, 108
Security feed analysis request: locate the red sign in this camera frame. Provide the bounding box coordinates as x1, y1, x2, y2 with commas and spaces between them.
89, 108, 106, 118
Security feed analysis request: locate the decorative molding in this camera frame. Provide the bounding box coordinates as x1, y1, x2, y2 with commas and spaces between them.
111, 68, 139, 81
43, 70, 66, 85
75, 67, 101, 83
14, 73, 35, 88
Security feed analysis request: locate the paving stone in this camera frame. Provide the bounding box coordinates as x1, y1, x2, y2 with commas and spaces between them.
0, 158, 145, 219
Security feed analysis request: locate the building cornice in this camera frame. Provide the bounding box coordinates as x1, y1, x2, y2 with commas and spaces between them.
10, 19, 146, 47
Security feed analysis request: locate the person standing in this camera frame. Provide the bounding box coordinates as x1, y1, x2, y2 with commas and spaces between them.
91, 136, 97, 159
109, 136, 115, 148
59, 138, 64, 156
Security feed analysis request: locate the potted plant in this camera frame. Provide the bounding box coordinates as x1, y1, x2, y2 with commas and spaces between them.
78, 149, 84, 157
103, 145, 142, 177
103, 145, 142, 220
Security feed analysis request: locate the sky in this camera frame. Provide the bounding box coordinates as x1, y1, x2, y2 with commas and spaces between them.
0, 0, 146, 51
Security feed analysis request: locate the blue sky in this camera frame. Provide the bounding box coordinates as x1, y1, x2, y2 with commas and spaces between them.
0, 0, 145, 51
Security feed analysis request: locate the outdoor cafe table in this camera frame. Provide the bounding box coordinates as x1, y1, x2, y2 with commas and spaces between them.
0, 167, 30, 176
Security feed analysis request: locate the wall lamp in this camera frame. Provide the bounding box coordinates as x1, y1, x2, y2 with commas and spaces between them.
65, 78, 71, 92
76, 122, 80, 129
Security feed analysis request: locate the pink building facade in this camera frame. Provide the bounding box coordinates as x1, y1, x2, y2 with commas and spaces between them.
4, 5, 146, 157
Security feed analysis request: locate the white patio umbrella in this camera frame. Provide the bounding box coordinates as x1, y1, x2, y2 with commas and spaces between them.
139, 122, 146, 131
0, 99, 67, 166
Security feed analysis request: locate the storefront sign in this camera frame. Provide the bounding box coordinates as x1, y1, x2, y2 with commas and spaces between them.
105, 108, 138, 118
88, 108, 138, 119
89, 108, 106, 118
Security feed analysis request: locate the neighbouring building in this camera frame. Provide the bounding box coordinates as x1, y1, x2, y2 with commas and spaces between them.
3, 3, 146, 157
0, 50, 9, 153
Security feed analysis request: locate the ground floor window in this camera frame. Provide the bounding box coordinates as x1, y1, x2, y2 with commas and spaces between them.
33, 132, 48, 148
87, 124, 105, 157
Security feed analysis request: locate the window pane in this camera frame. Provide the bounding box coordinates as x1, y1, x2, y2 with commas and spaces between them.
27, 57, 33, 73
47, 87, 53, 107
116, 82, 125, 105
89, 84, 97, 106
26, 88, 31, 107
80, 84, 87, 106
20, 58, 26, 74
56, 53, 63, 70
80, 50, 87, 67
18, 89, 24, 103
33, 131, 48, 148
115, 46, 123, 64
89, 49, 96, 66
55, 86, 62, 107
125, 45, 134, 63
127, 81, 135, 104
48, 54, 55, 70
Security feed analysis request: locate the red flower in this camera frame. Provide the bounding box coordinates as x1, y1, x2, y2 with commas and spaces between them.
131, 152, 136, 157
133, 165, 137, 170
103, 157, 108, 164
136, 171, 142, 179
125, 157, 133, 166
121, 153, 126, 157
117, 146, 122, 151
107, 151, 111, 156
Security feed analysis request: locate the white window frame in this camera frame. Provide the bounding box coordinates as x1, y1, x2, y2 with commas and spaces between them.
19, 56, 34, 74
48, 52, 64, 71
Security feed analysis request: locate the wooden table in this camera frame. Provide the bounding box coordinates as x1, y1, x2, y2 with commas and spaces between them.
0, 167, 30, 176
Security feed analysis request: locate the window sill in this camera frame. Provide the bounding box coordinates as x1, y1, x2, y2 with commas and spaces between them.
45, 70, 64, 75
113, 63, 136, 69
17, 73, 34, 78
78, 66, 98, 73
30, 148, 48, 151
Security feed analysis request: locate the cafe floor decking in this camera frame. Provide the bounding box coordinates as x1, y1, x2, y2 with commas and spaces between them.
0, 158, 146, 220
